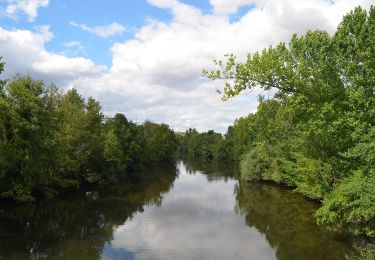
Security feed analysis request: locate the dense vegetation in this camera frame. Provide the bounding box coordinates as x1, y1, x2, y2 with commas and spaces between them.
0, 4, 373, 245
0, 70, 177, 202
180, 6, 375, 238
177, 116, 252, 161
0, 166, 177, 259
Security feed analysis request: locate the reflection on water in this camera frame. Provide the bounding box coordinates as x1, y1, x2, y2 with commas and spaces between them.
0, 166, 177, 260
0, 161, 358, 259
235, 181, 357, 260
102, 161, 274, 260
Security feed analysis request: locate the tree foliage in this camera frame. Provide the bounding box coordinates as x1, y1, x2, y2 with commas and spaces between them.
203, 6, 375, 238
0, 72, 178, 201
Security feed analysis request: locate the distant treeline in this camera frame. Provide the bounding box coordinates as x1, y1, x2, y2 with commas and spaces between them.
177, 120, 250, 162
181, 6, 375, 239
0, 71, 177, 202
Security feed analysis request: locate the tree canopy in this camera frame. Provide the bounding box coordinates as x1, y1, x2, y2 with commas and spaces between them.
201, 6, 375, 238
0, 72, 178, 202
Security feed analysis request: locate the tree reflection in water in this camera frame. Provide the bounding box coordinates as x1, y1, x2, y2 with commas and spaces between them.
0, 166, 177, 259
235, 181, 357, 260
0, 161, 365, 259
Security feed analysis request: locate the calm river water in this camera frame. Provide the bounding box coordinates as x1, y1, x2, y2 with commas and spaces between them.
0, 160, 361, 259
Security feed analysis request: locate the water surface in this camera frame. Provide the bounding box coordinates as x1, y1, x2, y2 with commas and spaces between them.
0, 161, 358, 259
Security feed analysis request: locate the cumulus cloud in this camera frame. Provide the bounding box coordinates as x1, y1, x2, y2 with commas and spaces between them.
0, 0, 373, 132
209, 0, 256, 15
5, 0, 49, 21
69, 21, 125, 38
70, 0, 371, 132
0, 26, 105, 84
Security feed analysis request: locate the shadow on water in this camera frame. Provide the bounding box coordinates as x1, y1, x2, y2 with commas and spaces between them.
0, 166, 178, 260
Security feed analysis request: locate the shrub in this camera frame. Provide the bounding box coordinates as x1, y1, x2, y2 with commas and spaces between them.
315, 170, 375, 237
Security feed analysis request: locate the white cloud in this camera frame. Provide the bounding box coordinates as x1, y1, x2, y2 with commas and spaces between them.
0, 0, 373, 132
209, 0, 256, 15
5, 0, 49, 21
62, 41, 87, 56
69, 21, 125, 38
63, 41, 82, 48
70, 0, 371, 132
0, 26, 105, 84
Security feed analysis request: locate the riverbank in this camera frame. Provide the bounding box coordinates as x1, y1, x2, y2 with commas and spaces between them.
0, 160, 367, 259
199, 5, 375, 241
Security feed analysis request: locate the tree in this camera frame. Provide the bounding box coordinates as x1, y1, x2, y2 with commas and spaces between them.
103, 113, 141, 182
55, 89, 105, 183
140, 121, 177, 165
204, 6, 375, 237
0, 67, 179, 201
0, 76, 58, 201
0, 57, 6, 88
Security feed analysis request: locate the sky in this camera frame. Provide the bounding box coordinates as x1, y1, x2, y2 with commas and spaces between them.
0, 0, 373, 133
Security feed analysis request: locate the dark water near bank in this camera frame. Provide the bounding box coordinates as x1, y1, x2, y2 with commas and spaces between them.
0, 160, 362, 259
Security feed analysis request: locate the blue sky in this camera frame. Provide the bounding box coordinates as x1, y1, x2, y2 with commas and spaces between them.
0, 0, 372, 132
1, 0, 174, 66
0, 0, 252, 67
1, 0, 216, 67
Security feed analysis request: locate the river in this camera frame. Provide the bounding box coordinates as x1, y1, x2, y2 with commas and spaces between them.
0, 160, 361, 259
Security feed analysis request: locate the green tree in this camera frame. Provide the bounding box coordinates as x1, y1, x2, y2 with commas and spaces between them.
0, 76, 58, 201
140, 121, 177, 165
0, 57, 6, 87
204, 6, 375, 237
55, 89, 106, 184
103, 113, 141, 182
